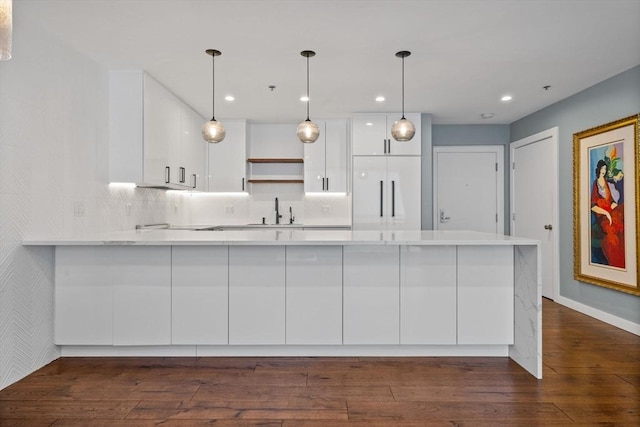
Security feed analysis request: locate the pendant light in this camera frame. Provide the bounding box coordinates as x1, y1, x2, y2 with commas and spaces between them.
390, 50, 416, 142
296, 50, 319, 143
0, 0, 12, 60
201, 49, 225, 143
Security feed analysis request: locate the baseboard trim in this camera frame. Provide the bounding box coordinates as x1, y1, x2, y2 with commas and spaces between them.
555, 295, 640, 335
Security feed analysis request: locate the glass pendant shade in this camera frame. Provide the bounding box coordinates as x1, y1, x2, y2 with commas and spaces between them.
391, 117, 415, 142
298, 50, 318, 143
392, 50, 415, 142
297, 119, 320, 143
201, 119, 226, 143
0, 0, 12, 60
202, 49, 225, 143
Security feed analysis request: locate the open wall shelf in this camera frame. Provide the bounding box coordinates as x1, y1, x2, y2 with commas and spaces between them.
247, 158, 304, 184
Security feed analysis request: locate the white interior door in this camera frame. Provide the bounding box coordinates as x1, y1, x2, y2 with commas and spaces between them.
433, 146, 504, 233
511, 128, 559, 300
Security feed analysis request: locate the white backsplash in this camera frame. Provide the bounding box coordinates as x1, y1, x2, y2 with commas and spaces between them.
183, 189, 351, 226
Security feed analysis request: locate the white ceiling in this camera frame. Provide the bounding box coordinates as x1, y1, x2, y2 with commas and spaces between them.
15, 0, 640, 124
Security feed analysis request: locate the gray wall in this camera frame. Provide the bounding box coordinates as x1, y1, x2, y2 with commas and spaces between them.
431, 125, 511, 233
510, 65, 640, 324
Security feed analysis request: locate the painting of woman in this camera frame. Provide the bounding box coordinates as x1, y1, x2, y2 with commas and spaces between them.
590, 158, 625, 268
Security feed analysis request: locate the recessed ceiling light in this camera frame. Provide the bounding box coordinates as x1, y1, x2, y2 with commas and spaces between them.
501, 95, 513, 102
481, 113, 494, 119
375, 96, 385, 102
300, 95, 309, 102
225, 95, 235, 101
365, 122, 373, 126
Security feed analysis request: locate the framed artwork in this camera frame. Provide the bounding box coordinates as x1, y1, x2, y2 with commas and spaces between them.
573, 114, 639, 296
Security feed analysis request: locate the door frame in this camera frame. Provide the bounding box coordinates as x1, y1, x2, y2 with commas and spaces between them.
510, 127, 560, 301
433, 145, 504, 232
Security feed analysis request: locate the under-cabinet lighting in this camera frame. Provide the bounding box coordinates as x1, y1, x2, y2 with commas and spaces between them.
501, 95, 513, 102
375, 96, 385, 102
305, 192, 348, 197
185, 192, 249, 197
108, 182, 136, 188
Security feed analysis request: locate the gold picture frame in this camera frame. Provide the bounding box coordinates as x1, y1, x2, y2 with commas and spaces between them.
573, 114, 639, 296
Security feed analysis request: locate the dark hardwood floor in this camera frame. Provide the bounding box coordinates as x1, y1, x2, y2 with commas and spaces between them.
1, 298, 638, 426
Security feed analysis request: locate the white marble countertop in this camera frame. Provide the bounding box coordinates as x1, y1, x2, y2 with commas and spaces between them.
23, 229, 539, 246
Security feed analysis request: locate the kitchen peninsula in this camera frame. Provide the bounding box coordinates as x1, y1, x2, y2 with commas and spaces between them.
23, 229, 542, 378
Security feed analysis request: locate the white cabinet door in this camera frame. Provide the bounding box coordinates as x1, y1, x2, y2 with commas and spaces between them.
208, 119, 247, 192
55, 247, 113, 345
386, 113, 422, 156
286, 246, 343, 344
344, 246, 399, 344
144, 75, 181, 186
352, 113, 388, 156
400, 246, 456, 344
352, 156, 387, 230
112, 247, 172, 345
386, 156, 421, 230
304, 119, 348, 193
172, 246, 228, 345
324, 119, 348, 192
352, 113, 421, 156
457, 246, 514, 344
229, 246, 286, 344
180, 105, 207, 190
304, 120, 327, 193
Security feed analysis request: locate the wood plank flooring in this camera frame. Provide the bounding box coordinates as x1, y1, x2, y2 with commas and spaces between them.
1, 298, 638, 425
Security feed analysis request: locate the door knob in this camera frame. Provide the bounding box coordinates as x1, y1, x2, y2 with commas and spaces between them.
440, 209, 451, 223
544, 224, 553, 230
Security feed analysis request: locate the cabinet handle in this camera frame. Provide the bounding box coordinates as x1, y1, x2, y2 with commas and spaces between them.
391, 180, 395, 217
192, 174, 197, 189
242, 177, 245, 191
322, 177, 325, 191
326, 177, 329, 191
179, 167, 186, 183
165, 166, 170, 184
383, 139, 387, 154
387, 139, 391, 154
380, 180, 384, 217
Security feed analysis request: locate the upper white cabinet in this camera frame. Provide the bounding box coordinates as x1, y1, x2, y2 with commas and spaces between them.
352, 156, 421, 230
208, 119, 248, 192
304, 119, 348, 193
109, 70, 206, 190
352, 113, 421, 156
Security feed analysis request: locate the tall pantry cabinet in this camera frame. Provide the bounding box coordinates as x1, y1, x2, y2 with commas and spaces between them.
351, 113, 421, 230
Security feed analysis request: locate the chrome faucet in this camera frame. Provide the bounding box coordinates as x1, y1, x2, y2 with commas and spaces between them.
275, 197, 282, 224
289, 206, 295, 224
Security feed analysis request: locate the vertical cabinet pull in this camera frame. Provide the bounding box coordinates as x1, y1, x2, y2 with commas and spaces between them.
387, 139, 391, 154
242, 177, 245, 191
322, 177, 325, 191
192, 174, 197, 189
380, 180, 384, 217
326, 177, 329, 191
179, 167, 186, 183
165, 166, 170, 183
391, 180, 395, 217
383, 139, 387, 154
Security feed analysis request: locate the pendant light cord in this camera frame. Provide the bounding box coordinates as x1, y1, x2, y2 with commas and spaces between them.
306, 54, 310, 121
401, 54, 405, 120
211, 53, 215, 121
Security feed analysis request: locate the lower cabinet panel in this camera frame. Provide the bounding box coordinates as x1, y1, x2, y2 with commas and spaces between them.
286, 246, 343, 345
112, 246, 172, 345
457, 246, 514, 344
400, 245, 457, 344
172, 246, 229, 345
55, 247, 113, 345
229, 246, 286, 345
343, 245, 400, 344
